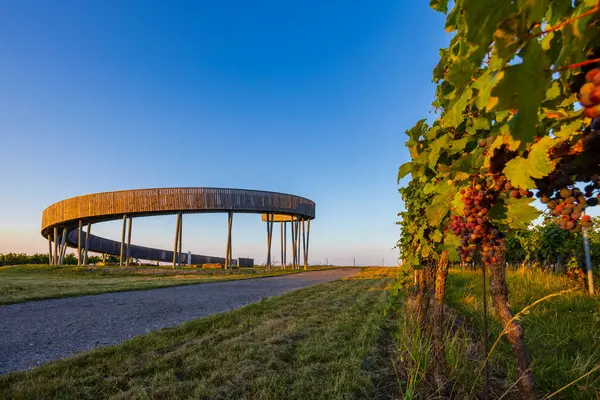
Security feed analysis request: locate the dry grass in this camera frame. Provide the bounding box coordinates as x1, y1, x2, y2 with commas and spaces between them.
0, 268, 394, 399
0, 264, 338, 305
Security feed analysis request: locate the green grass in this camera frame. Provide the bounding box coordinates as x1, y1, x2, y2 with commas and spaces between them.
444, 268, 600, 399
0, 264, 338, 305
0, 268, 399, 400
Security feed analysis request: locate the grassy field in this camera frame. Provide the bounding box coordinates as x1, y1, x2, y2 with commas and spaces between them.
443, 268, 600, 399
0, 268, 400, 400
0, 264, 337, 305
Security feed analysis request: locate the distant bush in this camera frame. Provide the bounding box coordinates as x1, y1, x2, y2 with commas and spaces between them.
0, 253, 78, 266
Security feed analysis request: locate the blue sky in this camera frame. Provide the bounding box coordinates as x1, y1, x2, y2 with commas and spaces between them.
0, 1, 449, 265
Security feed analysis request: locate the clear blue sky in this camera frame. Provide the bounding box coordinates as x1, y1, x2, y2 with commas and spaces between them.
0, 1, 448, 265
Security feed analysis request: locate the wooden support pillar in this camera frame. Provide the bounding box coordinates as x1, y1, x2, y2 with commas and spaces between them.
305, 219, 311, 269
173, 212, 181, 268
290, 218, 296, 270
280, 222, 284, 268
178, 214, 183, 267
302, 219, 307, 270
119, 215, 127, 266
77, 220, 83, 266
84, 223, 91, 265
225, 212, 233, 269
53, 227, 59, 265
283, 222, 287, 268
48, 235, 53, 265
229, 216, 233, 267
295, 220, 301, 269
266, 214, 274, 270
58, 228, 67, 265
126, 217, 133, 266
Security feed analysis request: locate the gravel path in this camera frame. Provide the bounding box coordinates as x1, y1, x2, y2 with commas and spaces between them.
0, 268, 358, 374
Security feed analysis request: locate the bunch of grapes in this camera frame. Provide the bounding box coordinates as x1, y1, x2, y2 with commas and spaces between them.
580, 68, 600, 119
450, 179, 505, 265
538, 179, 599, 231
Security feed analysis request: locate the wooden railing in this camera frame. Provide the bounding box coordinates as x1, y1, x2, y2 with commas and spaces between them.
42, 187, 316, 235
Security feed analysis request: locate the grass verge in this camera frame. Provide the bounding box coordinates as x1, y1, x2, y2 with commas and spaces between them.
444, 268, 600, 399
0, 268, 399, 399
0, 264, 338, 305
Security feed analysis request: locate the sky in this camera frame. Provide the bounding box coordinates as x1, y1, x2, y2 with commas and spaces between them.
0, 1, 449, 265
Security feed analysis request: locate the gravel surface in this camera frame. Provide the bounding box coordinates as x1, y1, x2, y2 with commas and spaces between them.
0, 268, 358, 374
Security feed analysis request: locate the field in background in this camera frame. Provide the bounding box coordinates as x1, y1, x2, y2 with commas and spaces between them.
0, 264, 340, 305
0, 268, 399, 400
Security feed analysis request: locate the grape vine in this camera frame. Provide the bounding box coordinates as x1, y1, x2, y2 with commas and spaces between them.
398, 0, 600, 397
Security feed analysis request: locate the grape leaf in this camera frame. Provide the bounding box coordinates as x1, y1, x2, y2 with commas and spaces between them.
545, 81, 561, 101
430, 0, 449, 13
441, 87, 473, 128
428, 135, 451, 170
447, 59, 476, 89
426, 183, 456, 226
518, 0, 550, 27
475, 70, 502, 111
447, 137, 469, 154
506, 197, 540, 229
473, 117, 491, 130
554, 119, 583, 139
503, 136, 554, 188
487, 198, 507, 226
406, 120, 428, 141
462, 0, 517, 49
489, 41, 551, 143
450, 152, 484, 173
442, 234, 461, 261
431, 229, 443, 243
398, 162, 413, 183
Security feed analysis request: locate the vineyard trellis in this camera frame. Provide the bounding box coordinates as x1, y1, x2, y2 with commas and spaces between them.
398, 1, 600, 398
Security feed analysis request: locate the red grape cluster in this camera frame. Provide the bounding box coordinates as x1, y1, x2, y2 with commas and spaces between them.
539, 182, 598, 231
580, 68, 600, 118
450, 180, 504, 265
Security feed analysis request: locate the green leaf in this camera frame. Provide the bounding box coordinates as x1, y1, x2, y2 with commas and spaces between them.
490, 41, 551, 144
406, 120, 428, 141
447, 59, 476, 89
545, 81, 561, 101
474, 70, 501, 111
442, 234, 461, 261
506, 197, 540, 229
473, 117, 491, 130
441, 87, 473, 128
488, 198, 507, 225
426, 202, 449, 227
462, 0, 517, 49
494, 15, 525, 59
426, 183, 457, 226
450, 152, 484, 173
447, 137, 469, 154
430, 0, 449, 13
428, 135, 451, 170
431, 230, 443, 243
423, 126, 441, 141
503, 136, 555, 188
518, 0, 550, 27
554, 119, 583, 139
398, 162, 413, 183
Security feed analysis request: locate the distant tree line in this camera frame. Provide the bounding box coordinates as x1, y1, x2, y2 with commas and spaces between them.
504, 217, 600, 272
0, 253, 104, 266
